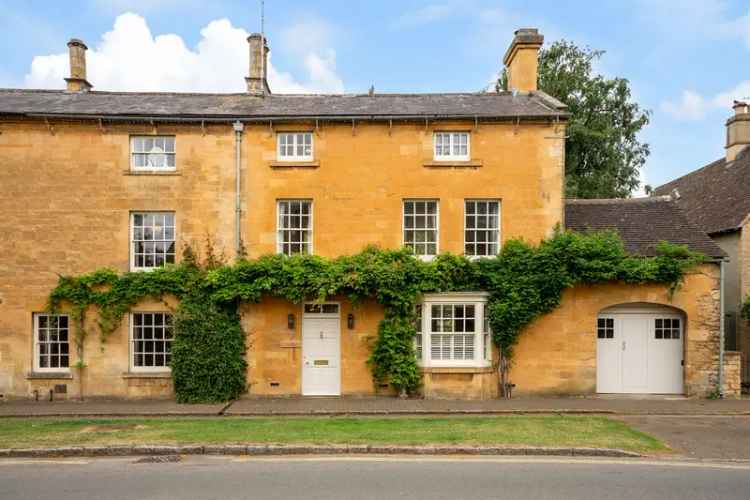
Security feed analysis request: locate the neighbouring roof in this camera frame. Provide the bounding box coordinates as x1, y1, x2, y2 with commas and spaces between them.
0, 89, 568, 121
653, 149, 750, 235
565, 197, 726, 259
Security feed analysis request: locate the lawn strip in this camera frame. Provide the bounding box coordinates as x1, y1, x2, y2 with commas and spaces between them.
0, 416, 668, 454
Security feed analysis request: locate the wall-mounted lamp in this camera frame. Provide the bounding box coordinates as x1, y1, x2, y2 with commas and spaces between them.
287, 313, 295, 330
347, 313, 355, 330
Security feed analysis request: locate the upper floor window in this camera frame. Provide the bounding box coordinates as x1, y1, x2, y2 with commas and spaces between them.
277, 132, 313, 161
465, 200, 501, 257
33, 313, 70, 372
277, 200, 313, 255
131, 136, 176, 170
131, 212, 176, 270
130, 312, 174, 372
434, 132, 469, 161
403, 200, 439, 259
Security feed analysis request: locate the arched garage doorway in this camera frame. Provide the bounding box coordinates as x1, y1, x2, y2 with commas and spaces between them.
597, 303, 684, 394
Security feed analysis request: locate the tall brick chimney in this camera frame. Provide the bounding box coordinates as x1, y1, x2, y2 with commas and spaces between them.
65, 38, 92, 92
726, 100, 750, 162
246, 33, 270, 96
503, 28, 544, 93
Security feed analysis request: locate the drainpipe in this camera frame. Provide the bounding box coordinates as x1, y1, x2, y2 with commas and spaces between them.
233, 121, 245, 255
718, 259, 726, 398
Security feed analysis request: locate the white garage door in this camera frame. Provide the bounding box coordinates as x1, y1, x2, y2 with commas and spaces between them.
597, 306, 683, 394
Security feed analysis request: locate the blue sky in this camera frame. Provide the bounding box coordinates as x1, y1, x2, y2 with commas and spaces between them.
2, 0, 749, 191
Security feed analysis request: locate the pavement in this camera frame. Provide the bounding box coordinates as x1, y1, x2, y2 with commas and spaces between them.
620, 415, 750, 460
3, 395, 750, 417
2, 455, 750, 500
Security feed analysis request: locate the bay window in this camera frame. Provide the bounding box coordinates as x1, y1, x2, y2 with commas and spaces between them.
415, 293, 490, 367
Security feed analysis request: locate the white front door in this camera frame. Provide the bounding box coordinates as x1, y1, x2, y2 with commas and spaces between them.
597, 311, 683, 394
302, 303, 341, 396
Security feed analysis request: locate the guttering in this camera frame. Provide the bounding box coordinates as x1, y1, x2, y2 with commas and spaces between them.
232, 121, 244, 256
16, 112, 569, 124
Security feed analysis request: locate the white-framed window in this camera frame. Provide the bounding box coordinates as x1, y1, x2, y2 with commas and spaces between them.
403, 200, 439, 259
483, 314, 492, 361
277, 200, 313, 255
433, 132, 470, 161
131, 212, 176, 271
416, 293, 490, 367
277, 132, 313, 161
130, 312, 174, 372
415, 304, 423, 361
33, 313, 70, 372
465, 200, 501, 257
130, 136, 176, 170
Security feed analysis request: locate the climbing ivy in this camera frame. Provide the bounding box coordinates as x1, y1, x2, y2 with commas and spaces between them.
47, 230, 704, 401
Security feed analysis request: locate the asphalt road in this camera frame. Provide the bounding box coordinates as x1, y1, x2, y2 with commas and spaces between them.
1, 456, 749, 500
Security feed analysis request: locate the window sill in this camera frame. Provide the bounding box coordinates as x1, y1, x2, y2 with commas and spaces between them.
423, 160, 482, 169
269, 160, 320, 169
123, 170, 181, 176
122, 372, 171, 379
26, 372, 73, 380
420, 366, 494, 374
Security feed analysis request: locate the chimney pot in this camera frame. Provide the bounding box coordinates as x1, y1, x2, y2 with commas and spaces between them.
502, 28, 544, 93
246, 33, 270, 96
65, 38, 92, 92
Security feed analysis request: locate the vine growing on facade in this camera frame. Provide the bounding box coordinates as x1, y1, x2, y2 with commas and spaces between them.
47, 230, 704, 401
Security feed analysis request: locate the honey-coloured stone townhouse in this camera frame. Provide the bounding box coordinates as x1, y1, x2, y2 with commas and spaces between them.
0, 28, 738, 401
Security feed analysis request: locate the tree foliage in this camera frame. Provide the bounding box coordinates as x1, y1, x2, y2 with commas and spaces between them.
497, 40, 651, 198
48, 232, 703, 399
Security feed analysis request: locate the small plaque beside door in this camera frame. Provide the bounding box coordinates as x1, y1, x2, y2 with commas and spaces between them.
313, 359, 329, 366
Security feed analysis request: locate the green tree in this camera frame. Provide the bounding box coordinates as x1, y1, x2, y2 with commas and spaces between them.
497, 40, 651, 198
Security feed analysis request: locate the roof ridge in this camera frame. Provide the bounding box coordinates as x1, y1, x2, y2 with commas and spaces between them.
0, 88, 507, 98
653, 156, 726, 192
565, 196, 671, 205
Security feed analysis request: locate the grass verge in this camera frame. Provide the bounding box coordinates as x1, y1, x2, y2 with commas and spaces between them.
0, 416, 668, 453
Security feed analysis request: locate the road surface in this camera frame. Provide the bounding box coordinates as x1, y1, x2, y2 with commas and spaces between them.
1, 455, 749, 499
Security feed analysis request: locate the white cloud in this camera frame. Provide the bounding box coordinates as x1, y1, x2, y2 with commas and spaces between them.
24, 12, 344, 94
391, 4, 455, 28
661, 82, 750, 121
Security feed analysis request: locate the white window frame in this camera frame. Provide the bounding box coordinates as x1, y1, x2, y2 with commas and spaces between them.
403, 199, 439, 261
129, 312, 174, 373
33, 313, 71, 373
130, 136, 176, 171
277, 199, 314, 255
464, 199, 501, 258
130, 211, 176, 271
433, 131, 470, 161
416, 292, 490, 368
277, 132, 314, 162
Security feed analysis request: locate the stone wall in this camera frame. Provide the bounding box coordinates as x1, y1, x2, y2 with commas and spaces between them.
510, 263, 728, 397
723, 351, 742, 398
0, 115, 565, 400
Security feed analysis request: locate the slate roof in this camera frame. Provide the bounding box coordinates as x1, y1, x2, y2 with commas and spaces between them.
653, 149, 750, 235
565, 197, 725, 258
0, 89, 568, 121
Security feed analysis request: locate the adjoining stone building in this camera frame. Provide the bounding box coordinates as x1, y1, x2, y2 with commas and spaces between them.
654, 102, 750, 389
0, 28, 736, 400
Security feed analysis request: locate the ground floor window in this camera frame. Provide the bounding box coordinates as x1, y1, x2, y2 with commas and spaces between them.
130, 312, 174, 371
416, 293, 490, 367
33, 313, 70, 372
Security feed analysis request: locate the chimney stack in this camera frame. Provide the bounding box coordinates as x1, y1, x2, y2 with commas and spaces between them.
65, 39, 92, 92
726, 100, 750, 162
246, 33, 270, 96
503, 28, 544, 93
